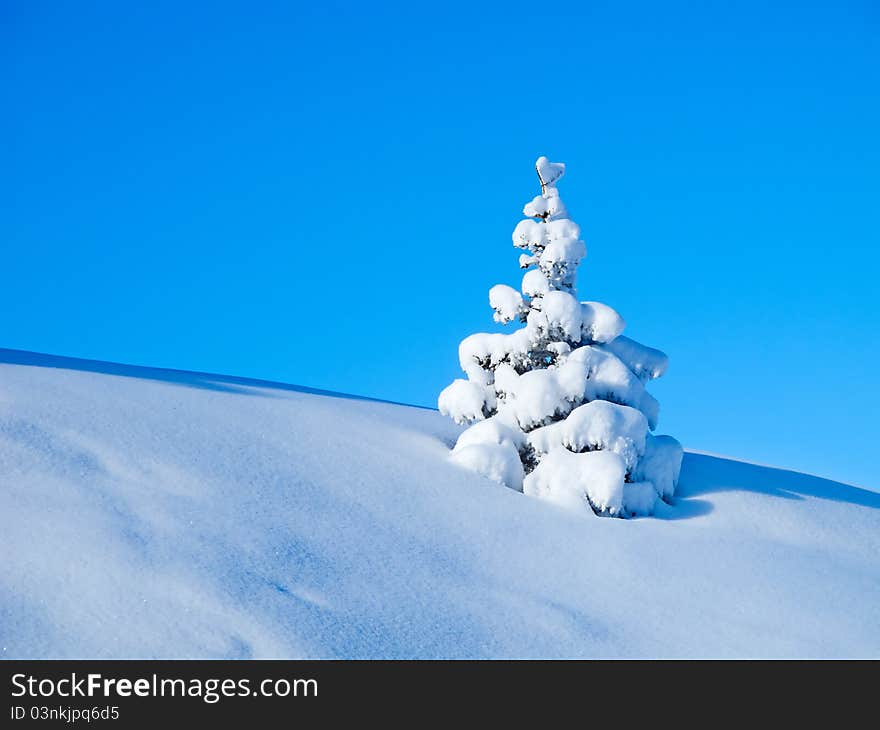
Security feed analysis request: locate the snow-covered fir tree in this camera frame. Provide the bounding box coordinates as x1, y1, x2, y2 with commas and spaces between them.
439, 157, 682, 517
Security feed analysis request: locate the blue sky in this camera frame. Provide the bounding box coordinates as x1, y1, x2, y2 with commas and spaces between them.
3, 1, 878, 487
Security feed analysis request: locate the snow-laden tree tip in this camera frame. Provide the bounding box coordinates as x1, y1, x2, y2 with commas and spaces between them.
439, 156, 683, 518
536, 156, 565, 192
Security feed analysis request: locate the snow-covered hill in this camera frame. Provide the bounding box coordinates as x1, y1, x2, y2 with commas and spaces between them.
1, 349, 878, 658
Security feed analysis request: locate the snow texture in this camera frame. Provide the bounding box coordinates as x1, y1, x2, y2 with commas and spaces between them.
2, 349, 879, 658
452, 414, 526, 454
451, 442, 524, 493
524, 448, 626, 514
622, 481, 658, 516
488, 284, 526, 324
580, 301, 626, 344
440, 157, 681, 515
633, 434, 684, 500
528, 401, 648, 472
599, 335, 669, 382
438, 379, 487, 425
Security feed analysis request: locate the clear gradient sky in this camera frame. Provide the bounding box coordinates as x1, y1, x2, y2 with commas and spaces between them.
3, 1, 879, 488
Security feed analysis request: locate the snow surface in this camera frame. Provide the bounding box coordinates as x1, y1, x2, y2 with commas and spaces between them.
2, 349, 879, 658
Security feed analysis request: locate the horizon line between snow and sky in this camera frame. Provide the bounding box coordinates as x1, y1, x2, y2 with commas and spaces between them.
3, 2, 879, 488
2, 346, 878, 494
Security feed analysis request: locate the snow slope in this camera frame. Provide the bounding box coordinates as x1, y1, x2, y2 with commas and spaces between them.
1, 349, 878, 658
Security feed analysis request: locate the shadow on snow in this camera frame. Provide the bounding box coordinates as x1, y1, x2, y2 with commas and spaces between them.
662, 451, 880, 519
0, 348, 425, 409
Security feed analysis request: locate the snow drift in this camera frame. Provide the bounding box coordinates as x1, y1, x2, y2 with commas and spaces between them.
1, 349, 879, 658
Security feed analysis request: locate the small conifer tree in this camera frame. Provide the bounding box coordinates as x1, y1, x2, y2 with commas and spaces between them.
439, 157, 682, 516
